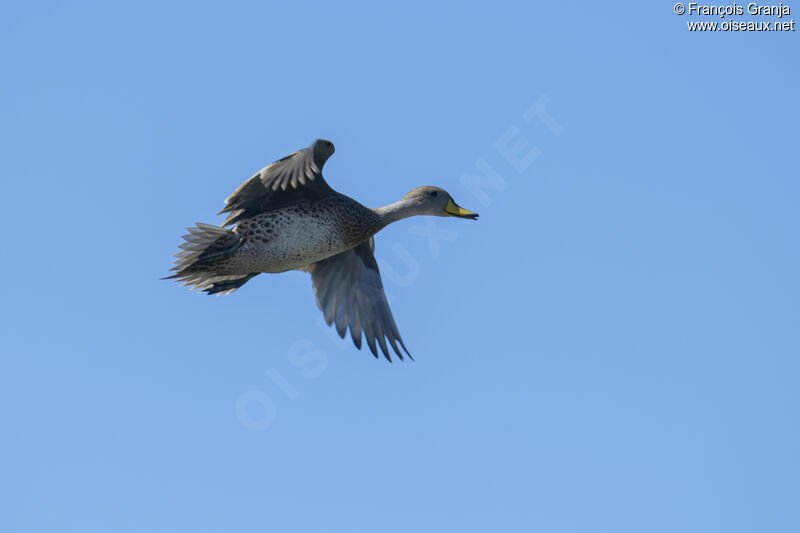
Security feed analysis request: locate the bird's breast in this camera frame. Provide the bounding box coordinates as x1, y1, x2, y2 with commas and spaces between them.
232, 200, 376, 273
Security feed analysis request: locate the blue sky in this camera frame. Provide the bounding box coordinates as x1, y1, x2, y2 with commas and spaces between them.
1, 2, 798, 532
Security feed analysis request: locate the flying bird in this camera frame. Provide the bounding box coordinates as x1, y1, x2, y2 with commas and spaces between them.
165, 139, 478, 361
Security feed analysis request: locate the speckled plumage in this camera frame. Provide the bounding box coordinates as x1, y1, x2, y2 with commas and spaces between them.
165, 139, 478, 361
220, 195, 382, 274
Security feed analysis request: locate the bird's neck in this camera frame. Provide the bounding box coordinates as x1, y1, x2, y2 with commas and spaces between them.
372, 199, 419, 228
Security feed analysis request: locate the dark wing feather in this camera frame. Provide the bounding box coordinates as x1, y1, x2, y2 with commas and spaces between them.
219, 139, 335, 227
300, 239, 411, 362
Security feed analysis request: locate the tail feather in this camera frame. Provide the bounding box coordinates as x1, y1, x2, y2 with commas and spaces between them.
164, 223, 254, 294
203, 273, 260, 295
171, 222, 243, 269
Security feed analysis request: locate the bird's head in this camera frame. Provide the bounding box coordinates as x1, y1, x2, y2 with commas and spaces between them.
401, 186, 479, 220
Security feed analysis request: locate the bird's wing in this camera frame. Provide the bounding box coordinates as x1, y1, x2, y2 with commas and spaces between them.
299, 239, 411, 361
219, 139, 335, 227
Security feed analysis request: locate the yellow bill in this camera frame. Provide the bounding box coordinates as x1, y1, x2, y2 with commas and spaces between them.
444, 198, 479, 220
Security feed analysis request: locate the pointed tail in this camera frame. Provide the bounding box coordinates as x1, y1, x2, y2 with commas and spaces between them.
163, 223, 257, 294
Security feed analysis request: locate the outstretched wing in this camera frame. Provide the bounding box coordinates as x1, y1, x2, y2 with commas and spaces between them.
300, 239, 412, 362
219, 139, 336, 227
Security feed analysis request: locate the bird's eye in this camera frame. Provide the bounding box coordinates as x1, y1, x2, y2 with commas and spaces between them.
430, 191, 438, 198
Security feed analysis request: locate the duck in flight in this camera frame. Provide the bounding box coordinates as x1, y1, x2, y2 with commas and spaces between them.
165, 139, 479, 361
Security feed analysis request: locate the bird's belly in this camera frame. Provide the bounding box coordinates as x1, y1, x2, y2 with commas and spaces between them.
233, 212, 359, 273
